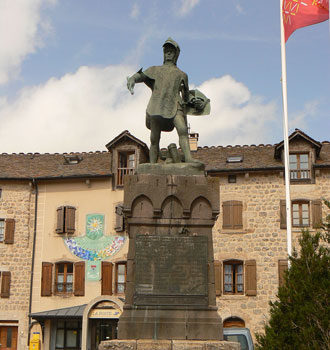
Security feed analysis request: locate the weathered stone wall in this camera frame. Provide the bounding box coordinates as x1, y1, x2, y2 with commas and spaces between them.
0, 181, 35, 349
213, 168, 330, 340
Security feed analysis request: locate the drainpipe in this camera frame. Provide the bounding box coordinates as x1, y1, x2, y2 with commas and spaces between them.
27, 178, 38, 346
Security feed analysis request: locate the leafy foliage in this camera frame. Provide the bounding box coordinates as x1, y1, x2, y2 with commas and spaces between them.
256, 200, 330, 350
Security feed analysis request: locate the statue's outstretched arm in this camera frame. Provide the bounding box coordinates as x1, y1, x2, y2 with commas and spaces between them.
127, 68, 145, 95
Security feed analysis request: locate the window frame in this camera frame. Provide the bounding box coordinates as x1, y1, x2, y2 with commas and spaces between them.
0, 218, 4, 242
223, 260, 244, 295
55, 319, 81, 350
292, 200, 310, 227
115, 262, 127, 294
55, 262, 74, 294
289, 153, 311, 181
116, 151, 136, 187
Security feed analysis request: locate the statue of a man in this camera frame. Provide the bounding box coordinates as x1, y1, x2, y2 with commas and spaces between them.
127, 38, 206, 163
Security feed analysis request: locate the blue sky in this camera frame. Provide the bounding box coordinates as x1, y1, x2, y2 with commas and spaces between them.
0, 0, 329, 153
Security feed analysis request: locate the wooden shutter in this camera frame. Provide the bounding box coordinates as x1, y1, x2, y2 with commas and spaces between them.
74, 261, 85, 296
278, 259, 288, 288
65, 206, 76, 234
115, 204, 124, 232
222, 201, 232, 229
101, 261, 113, 295
1, 271, 11, 298
280, 200, 287, 229
233, 201, 243, 229
214, 260, 222, 296
245, 260, 257, 296
56, 207, 65, 233
223, 201, 242, 229
41, 262, 53, 296
4, 218, 15, 244
312, 200, 322, 229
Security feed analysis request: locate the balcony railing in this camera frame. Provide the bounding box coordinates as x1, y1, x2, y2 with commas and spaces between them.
117, 167, 135, 186
290, 169, 310, 180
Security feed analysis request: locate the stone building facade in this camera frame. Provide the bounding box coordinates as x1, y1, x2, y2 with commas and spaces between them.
0, 128, 329, 349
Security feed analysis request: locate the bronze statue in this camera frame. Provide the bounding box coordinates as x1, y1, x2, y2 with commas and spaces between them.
127, 38, 209, 164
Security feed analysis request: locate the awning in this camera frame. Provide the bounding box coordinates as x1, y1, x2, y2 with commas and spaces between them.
31, 304, 87, 320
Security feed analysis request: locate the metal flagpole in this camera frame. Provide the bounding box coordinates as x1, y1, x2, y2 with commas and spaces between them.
280, 0, 292, 264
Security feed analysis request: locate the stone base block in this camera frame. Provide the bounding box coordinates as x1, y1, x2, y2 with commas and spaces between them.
99, 340, 240, 350
118, 308, 222, 340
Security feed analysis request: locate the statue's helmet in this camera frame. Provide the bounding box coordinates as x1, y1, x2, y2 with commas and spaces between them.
162, 37, 180, 65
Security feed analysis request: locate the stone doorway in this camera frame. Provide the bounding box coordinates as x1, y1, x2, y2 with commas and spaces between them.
90, 319, 118, 350
0, 326, 18, 350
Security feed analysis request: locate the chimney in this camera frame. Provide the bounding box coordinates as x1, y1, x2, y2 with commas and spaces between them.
189, 132, 199, 151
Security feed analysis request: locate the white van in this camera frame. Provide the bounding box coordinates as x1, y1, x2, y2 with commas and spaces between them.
223, 327, 254, 350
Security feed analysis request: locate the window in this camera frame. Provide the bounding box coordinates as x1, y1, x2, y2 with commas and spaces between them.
117, 152, 135, 186
226, 156, 243, 163
55, 263, 73, 293
0, 218, 15, 244
63, 155, 82, 165
222, 201, 243, 229
289, 153, 310, 180
292, 201, 309, 227
223, 260, 243, 294
41, 261, 85, 296
115, 204, 124, 232
55, 320, 81, 350
228, 175, 236, 183
115, 262, 127, 294
0, 219, 4, 242
56, 206, 76, 234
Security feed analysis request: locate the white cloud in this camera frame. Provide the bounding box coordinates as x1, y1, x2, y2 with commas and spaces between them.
0, 65, 279, 153
235, 4, 244, 14
130, 3, 140, 19
176, 0, 200, 17
289, 100, 319, 130
0, 0, 56, 85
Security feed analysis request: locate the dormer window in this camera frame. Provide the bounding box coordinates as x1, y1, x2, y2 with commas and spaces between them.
117, 151, 135, 186
226, 156, 243, 163
289, 153, 310, 180
64, 155, 82, 165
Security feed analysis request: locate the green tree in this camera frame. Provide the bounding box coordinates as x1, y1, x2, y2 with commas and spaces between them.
256, 200, 330, 350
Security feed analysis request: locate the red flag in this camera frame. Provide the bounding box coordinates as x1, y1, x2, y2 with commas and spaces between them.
282, 0, 329, 41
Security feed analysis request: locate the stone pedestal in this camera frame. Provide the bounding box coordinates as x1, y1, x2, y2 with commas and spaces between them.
99, 339, 240, 350
117, 174, 222, 341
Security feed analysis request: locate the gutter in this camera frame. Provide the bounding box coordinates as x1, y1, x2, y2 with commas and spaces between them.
206, 166, 285, 174
27, 178, 38, 346
0, 174, 112, 181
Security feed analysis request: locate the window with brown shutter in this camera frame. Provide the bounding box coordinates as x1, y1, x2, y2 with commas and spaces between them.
1, 271, 11, 298
56, 206, 76, 234
41, 262, 53, 296
312, 200, 322, 228
223, 260, 243, 294
55, 262, 73, 293
214, 260, 222, 296
4, 218, 15, 244
245, 260, 257, 296
115, 204, 124, 232
74, 262, 85, 296
101, 261, 113, 295
278, 259, 288, 288
222, 201, 243, 229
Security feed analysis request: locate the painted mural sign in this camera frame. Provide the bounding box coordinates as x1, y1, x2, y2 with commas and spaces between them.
63, 214, 126, 281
